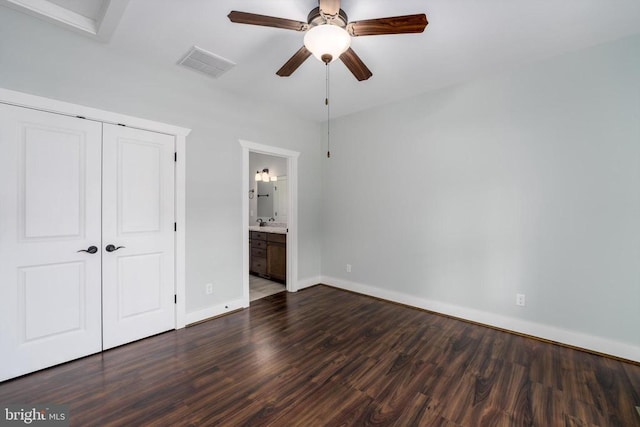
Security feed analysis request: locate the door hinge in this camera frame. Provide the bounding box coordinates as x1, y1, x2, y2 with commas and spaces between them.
174, 152, 177, 162
174, 222, 177, 232
174, 294, 177, 304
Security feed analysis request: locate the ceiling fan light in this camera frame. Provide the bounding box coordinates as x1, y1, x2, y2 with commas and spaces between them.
304, 24, 351, 63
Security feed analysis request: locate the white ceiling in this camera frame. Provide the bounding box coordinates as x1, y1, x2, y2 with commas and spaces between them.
4, 0, 640, 122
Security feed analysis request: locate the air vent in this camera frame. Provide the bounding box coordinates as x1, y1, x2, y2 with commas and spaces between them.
178, 46, 235, 79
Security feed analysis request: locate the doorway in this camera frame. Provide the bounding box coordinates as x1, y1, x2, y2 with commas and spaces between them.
240, 140, 299, 305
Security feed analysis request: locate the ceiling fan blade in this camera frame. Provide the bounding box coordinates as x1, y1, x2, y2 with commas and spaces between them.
339, 48, 372, 81
319, 0, 341, 16
228, 11, 308, 31
276, 46, 312, 77
348, 14, 428, 36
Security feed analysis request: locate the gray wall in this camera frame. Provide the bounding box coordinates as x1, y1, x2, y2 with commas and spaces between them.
0, 8, 323, 314
322, 34, 640, 353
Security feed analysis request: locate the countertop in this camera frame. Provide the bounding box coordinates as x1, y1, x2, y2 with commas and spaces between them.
249, 225, 287, 234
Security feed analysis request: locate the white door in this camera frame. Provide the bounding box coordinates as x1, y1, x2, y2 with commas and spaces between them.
0, 105, 103, 381
101, 124, 176, 350
273, 177, 288, 223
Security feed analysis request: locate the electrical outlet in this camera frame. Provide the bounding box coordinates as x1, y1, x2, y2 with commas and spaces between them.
516, 293, 526, 306
205, 283, 213, 295
346, 264, 352, 273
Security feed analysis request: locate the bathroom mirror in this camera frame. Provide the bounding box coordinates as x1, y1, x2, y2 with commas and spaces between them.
257, 176, 288, 223
256, 181, 273, 218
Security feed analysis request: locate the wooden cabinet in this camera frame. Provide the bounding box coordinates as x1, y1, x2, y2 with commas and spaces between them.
250, 230, 286, 284
266, 233, 286, 283
250, 231, 267, 277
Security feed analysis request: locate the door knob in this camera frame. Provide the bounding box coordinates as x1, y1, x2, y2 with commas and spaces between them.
77, 246, 98, 254
105, 244, 125, 252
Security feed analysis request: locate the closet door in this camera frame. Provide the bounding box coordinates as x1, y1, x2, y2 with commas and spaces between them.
101, 124, 176, 350
0, 104, 103, 381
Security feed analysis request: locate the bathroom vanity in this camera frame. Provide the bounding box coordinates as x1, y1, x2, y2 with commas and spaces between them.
249, 227, 286, 284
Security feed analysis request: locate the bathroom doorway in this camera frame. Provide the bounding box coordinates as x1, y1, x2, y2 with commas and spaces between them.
240, 140, 299, 305
249, 152, 287, 301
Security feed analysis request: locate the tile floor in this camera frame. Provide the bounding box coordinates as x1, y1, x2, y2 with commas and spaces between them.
249, 275, 286, 302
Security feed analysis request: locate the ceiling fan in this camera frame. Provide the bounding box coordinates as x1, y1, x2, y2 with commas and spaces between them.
228, 0, 428, 81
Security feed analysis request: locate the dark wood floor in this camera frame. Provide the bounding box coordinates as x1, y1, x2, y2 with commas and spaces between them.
1, 285, 638, 426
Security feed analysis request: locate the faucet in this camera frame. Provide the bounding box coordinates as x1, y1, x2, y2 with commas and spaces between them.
256, 218, 266, 226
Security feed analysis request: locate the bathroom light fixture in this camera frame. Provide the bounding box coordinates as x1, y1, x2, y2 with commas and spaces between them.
255, 168, 274, 182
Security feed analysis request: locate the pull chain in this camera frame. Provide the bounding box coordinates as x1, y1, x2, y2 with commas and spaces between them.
325, 61, 331, 158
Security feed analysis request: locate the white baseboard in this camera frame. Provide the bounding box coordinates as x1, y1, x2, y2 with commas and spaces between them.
296, 275, 322, 291
185, 298, 247, 326
322, 276, 640, 363
185, 276, 322, 326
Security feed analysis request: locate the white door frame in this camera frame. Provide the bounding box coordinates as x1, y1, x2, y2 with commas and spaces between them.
240, 140, 300, 303
0, 87, 191, 329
